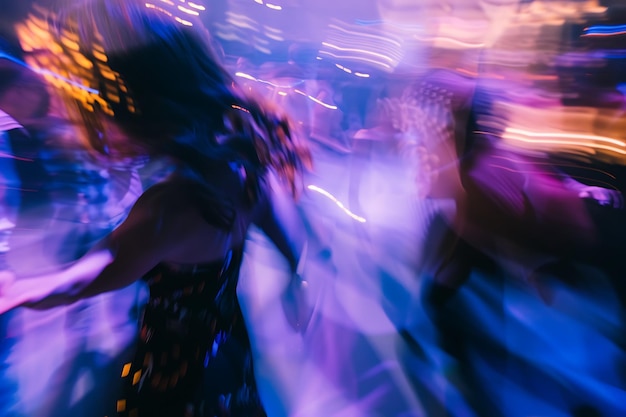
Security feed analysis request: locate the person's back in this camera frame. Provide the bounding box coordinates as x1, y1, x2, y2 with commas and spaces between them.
0, 2, 313, 417
114, 169, 267, 417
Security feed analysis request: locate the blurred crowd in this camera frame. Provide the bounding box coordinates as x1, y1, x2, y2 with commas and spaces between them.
1, 0, 626, 416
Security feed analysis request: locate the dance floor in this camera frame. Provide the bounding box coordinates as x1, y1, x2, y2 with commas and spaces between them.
2, 143, 625, 417
2, 1, 626, 416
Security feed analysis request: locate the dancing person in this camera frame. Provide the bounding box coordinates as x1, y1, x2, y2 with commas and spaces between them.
406, 68, 624, 417
0, 1, 314, 416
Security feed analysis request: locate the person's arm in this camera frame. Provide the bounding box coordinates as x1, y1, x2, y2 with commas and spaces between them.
562, 176, 623, 208
0, 187, 178, 312
254, 174, 308, 275
254, 174, 321, 332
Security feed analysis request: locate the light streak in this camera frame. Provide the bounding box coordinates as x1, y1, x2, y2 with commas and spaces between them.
265, 32, 284, 41
187, 2, 205, 10
327, 24, 402, 48
414, 35, 484, 49
307, 185, 366, 223
318, 50, 392, 69
254, 44, 272, 54
505, 128, 626, 148
174, 16, 193, 26
293, 90, 337, 109
335, 63, 352, 73
145, 3, 173, 17
502, 133, 626, 156
582, 31, 626, 37
234, 72, 257, 81
0, 52, 99, 95
177, 5, 200, 15
233, 73, 332, 108
231, 104, 250, 113
583, 24, 626, 37
321, 42, 394, 64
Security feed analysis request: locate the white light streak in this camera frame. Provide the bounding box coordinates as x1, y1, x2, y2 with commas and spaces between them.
328, 24, 402, 48
145, 3, 173, 16
318, 50, 392, 69
414, 35, 484, 49
294, 89, 337, 109
177, 5, 200, 15
322, 42, 394, 63
235, 72, 257, 81
234, 72, 303, 89
307, 185, 366, 223
175, 16, 193, 26
265, 32, 285, 41
187, 2, 205, 10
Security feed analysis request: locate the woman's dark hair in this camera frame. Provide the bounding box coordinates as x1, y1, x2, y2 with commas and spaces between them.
18, 0, 310, 198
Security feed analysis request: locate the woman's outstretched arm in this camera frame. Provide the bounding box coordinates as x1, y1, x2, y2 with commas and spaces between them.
0, 187, 180, 312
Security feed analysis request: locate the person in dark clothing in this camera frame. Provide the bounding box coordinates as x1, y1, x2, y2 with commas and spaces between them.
0, 1, 315, 416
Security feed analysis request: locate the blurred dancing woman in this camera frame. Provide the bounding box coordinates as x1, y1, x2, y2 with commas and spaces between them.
0, 1, 313, 416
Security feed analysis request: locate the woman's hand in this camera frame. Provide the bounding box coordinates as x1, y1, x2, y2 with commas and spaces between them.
280, 273, 314, 334
0, 272, 75, 313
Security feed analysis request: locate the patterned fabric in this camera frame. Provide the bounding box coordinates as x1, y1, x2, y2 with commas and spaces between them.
115, 247, 266, 417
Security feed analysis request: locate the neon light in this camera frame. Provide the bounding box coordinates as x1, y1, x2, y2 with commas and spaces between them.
0, 52, 99, 95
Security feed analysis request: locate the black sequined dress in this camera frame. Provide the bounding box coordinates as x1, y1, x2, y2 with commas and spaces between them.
115, 245, 266, 417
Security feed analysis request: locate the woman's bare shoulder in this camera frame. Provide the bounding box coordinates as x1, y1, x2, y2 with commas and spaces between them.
122, 178, 240, 263
128, 179, 207, 228
136, 178, 202, 204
